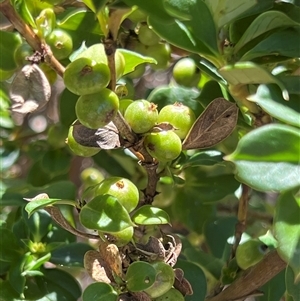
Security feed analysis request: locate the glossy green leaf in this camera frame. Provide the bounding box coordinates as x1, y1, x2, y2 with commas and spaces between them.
163, 0, 196, 20
0, 31, 22, 71
228, 124, 300, 162
149, 17, 217, 65
13, 0, 36, 29
51, 243, 93, 266
125, 261, 156, 292
241, 27, 300, 61
41, 267, 82, 300
82, 0, 108, 13
274, 191, 300, 282
286, 265, 300, 301
58, 9, 102, 35
234, 11, 299, 52
226, 124, 300, 191
0, 147, 20, 170
205, 0, 257, 29
248, 84, 300, 127
131, 205, 170, 225
175, 259, 206, 301
8, 253, 28, 294
204, 217, 237, 259
147, 85, 201, 115
82, 283, 118, 301
184, 151, 224, 168
118, 49, 156, 75
218, 62, 289, 100
260, 269, 286, 301
24, 252, 51, 272
0, 281, 21, 300
122, 0, 173, 23
79, 194, 134, 232
0, 83, 13, 128
186, 0, 220, 56
0, 228, 23, 262
22, 209, 52, 242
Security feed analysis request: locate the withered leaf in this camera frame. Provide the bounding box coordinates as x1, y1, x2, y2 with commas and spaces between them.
72, 120, 121, 150
182, 98, 238, 150
173, 268, 193, 296
84, 250, 113, 283
10, 64, 51, 114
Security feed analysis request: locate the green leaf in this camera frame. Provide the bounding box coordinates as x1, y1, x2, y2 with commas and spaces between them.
13, 0, 36, 29
248, 84, 300, 128
118, 49, 156, 75
286, 265, 300, 301
234, 11, 299, 52
260, 269, 286, 301
8, 253, 28, 295
227, 124, 300, 162
25, 198, 66, 217
131, 205, 170, 225
0, 281, 21, 300
205, 0, 257, 29
163, 0, 196, 20
149, 17, 217, 65
51, 243, 94, 267
0, 147, 20, 170
125, 261, 156, 292
22, 208, 52, 242
147, 85, 201, 116
122, 0, 173, 24
274, 191, 300, 282
82, 0, 108, 13
79, 194, 135, 232
186, 0, 220, 56
218, 62, 289, 100
0, 31, 22, 71
183, 247, 223, 280
241, 27, 300, 61
82, 283, 118, 301
226, 124, 300, 191
41, 267, 82, 300
184, 151, 224, 168
0, 228, 23, 262
204, 217, 237, 259
175, 259, 207, 301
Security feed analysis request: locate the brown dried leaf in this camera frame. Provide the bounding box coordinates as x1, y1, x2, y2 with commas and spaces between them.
99, 242, 123, 278
173, 268, 193, 296
72, 120, 121, 150
182, 98, 238, 150
10, 64, 51, 114
84, 250, 112, 283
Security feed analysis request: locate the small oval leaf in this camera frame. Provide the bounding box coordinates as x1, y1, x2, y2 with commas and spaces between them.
79, 194, 135, 232
131, 205, 170, 225
82, 283, 118, 301
125, 261, 156, 292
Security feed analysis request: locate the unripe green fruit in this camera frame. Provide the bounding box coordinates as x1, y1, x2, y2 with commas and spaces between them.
63, 57, 110, 95
143, 43, 171, 70
75, 89, 119, 129
128, 9, 147, 23
95, 177, 139, 213
14, 43, 32, 66
144, 131, 182, 162
138, 24, 160, 46
39, 63, 57, 85
154, 288, 184, 301
144, 261, 175, 298
236, 239, 268, 270
173, 57, 201, 87
76, 44, 125, 80
119, 98, 133, 116
80, 167, 104, 187
46, 29, 73, 60
124, 100, 158, 134
67, 123, 100, 157
158, 103, 196, 139
109, 226, 134, 247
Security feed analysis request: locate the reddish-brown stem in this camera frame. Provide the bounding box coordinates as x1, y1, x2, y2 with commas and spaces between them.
0, 0, 65, 77
206, 251, 287, 301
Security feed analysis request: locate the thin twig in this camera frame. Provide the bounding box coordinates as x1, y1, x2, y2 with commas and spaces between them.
205, 251, 286, 301
0, 0, 65, 77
